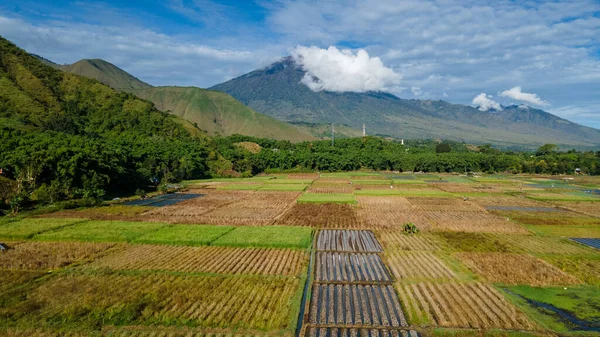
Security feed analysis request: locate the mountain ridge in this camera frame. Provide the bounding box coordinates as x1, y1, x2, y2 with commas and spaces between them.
210, 57, 600, 148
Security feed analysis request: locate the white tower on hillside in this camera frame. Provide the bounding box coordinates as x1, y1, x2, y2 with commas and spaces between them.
363, 124, 366, 137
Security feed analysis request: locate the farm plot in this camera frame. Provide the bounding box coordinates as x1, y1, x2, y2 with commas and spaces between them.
123, 193, 203, 207
484, 206, 562, 212
35, 220, 167, 242
434, 184, 492, 193
0, 242, 114, 270
277, 203, 363, 228
395, 281, 535, 329
526, 225, 600, 238
406, 197, 484, 212
422, 212, 529, 234
553, 201, 600, 217
495, 210, 600, 227
376, 232, 444, 251
541, 255, 600, 286
470, 196, 550, 208
86, 245, 306, 276
0, 270, 44, 295
134, 225, 234, 246
457, 253, 579, 286
385, 251, 458, 281
355, 197, 425, 230
194, 191, 301, 226
0, 218, 88, 239
7, 273, 300, 330
308, 284, 407, 326
490, 234, 593, 255
298, 193, 357, 204
142, 189, 255, 223
308, 186, 354, 194
1, 328, 92, 337
317, 230, 382, 252
212, 226, 313, 249
315, 252, 392, 283
289, 173, 319, 179
304, 327, 418, 337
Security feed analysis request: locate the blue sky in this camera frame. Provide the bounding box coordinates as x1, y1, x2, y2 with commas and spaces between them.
0, 0, 599, 128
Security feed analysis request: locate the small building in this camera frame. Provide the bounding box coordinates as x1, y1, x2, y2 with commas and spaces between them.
0, 243, 9, 252
575, 168, 582, 174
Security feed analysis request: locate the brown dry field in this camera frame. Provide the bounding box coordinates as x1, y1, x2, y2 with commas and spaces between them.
435, 184, 504, 193
421, 211, 530, 234
0, 242, 114, 271
470, 195, 553, 208
86, 245, 306, 276
376, 231, 445, 251
356, 196, 422, 229
494, 210, 600, 227
457, 253, 579, 286
0, 271, 44, 294
552, 201, 600, 217
406, 197, 485, 212
307, 186, 354, 194
277, 203, 363, 228
145, 190, 299, 225
385, 251, 458, 281
396, 281, 535, 329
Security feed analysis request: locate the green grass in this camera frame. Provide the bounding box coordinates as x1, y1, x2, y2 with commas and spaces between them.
350, 179, 392, 185
186, 176, 274, 183
392, 179, 427, 185
320, 171, 379, 178
264, 178, 313, 184
527, 194, 600, 202
35, 220, 168, 242
354, 189, 402, 196
541, 254, 600, 286
134, 225, 234, 246
297, 193, 356, 204
503, 285, 600, 332
217, 184, 263, 190
212, 226, 313, 249
437, 232, 512, 252
356, 188, 451, 197
525, 225, 600, 238
258, 184, 307, 191
0, 218, 88, 239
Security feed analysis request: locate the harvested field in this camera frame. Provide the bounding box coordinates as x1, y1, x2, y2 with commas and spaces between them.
376, 232, 444, 251
434, 184, 500, 193
308, 186, 354, 194
0, 242, 114, 270
308, 284, 407, 326
457, 253, 579, 286
2, 328, 92, 337
190, 191, 300, 226
491, 234, 593, 255
317, 230, 382, 252
385, 251, 457, 281
485, 206, 562, 212
470, 196, 551, 208
423, 212, 529, 234
315, 252, 392, 283
395, 281, 535, 329
10, 273, 299, 330
496, 211, 600, 226
355, 197, 422, 230
313, 179, 350, 185
277, 203, 363, 228
289, 173, 319, 179
304, 327, 418, 337
87, 245, 306, 276
554, 201, 600, 217
99, 327, 283, 337
406, 197, 484, 212
298, 193, 356, 204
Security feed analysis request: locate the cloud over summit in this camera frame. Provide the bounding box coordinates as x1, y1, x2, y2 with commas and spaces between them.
291, 46, 401, 93
473, 93, 501, 112
499, 86, 550, 107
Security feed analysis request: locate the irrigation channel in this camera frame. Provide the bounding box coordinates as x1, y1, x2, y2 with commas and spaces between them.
297, 230, 419, 337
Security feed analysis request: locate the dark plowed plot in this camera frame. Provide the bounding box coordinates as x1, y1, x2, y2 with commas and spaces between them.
316, 252, 392, 283
123, 193, 203, 207
485, 206, 562, 212
309, 284, 407, 326
305, 327, 418, 337
318, 230, 382, 252
277, 203, 363, 228
571, 238, 600, 250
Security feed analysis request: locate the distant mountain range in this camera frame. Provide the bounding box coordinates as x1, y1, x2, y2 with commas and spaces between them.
39, 54, 600, 148
37, 58, 316, 142
211, 57, 600, 148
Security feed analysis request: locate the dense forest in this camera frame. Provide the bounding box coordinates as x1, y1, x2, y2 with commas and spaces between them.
215, 135, 600, 177
0, 36, 599, 215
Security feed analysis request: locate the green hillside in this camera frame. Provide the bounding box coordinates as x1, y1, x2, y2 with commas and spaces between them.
0, 36, 212, 202
48, 57, 314, 142
61, 59, 151, 90
130, 86, 315, 141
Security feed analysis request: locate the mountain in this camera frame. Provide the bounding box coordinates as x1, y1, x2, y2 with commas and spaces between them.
211, 57, 600, 148
47, 57, 315, 142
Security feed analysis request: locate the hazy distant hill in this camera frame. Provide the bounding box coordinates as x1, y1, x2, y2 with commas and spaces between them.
39, 57, 315, 142
211, 57, 600, 148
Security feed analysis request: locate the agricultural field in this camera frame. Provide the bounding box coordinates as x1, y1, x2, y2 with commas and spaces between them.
2, 172, 600, 336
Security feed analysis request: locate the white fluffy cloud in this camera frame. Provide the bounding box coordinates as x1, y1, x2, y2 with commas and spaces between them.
499, 86, 550, 106
291, 46, 401, 92
472, 93, 502, 112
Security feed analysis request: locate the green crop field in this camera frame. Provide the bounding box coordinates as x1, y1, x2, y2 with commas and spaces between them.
0, 218, 88, 239
134, 225, 235, 246
35, 220, 168, 242
212, 226, 313, 249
